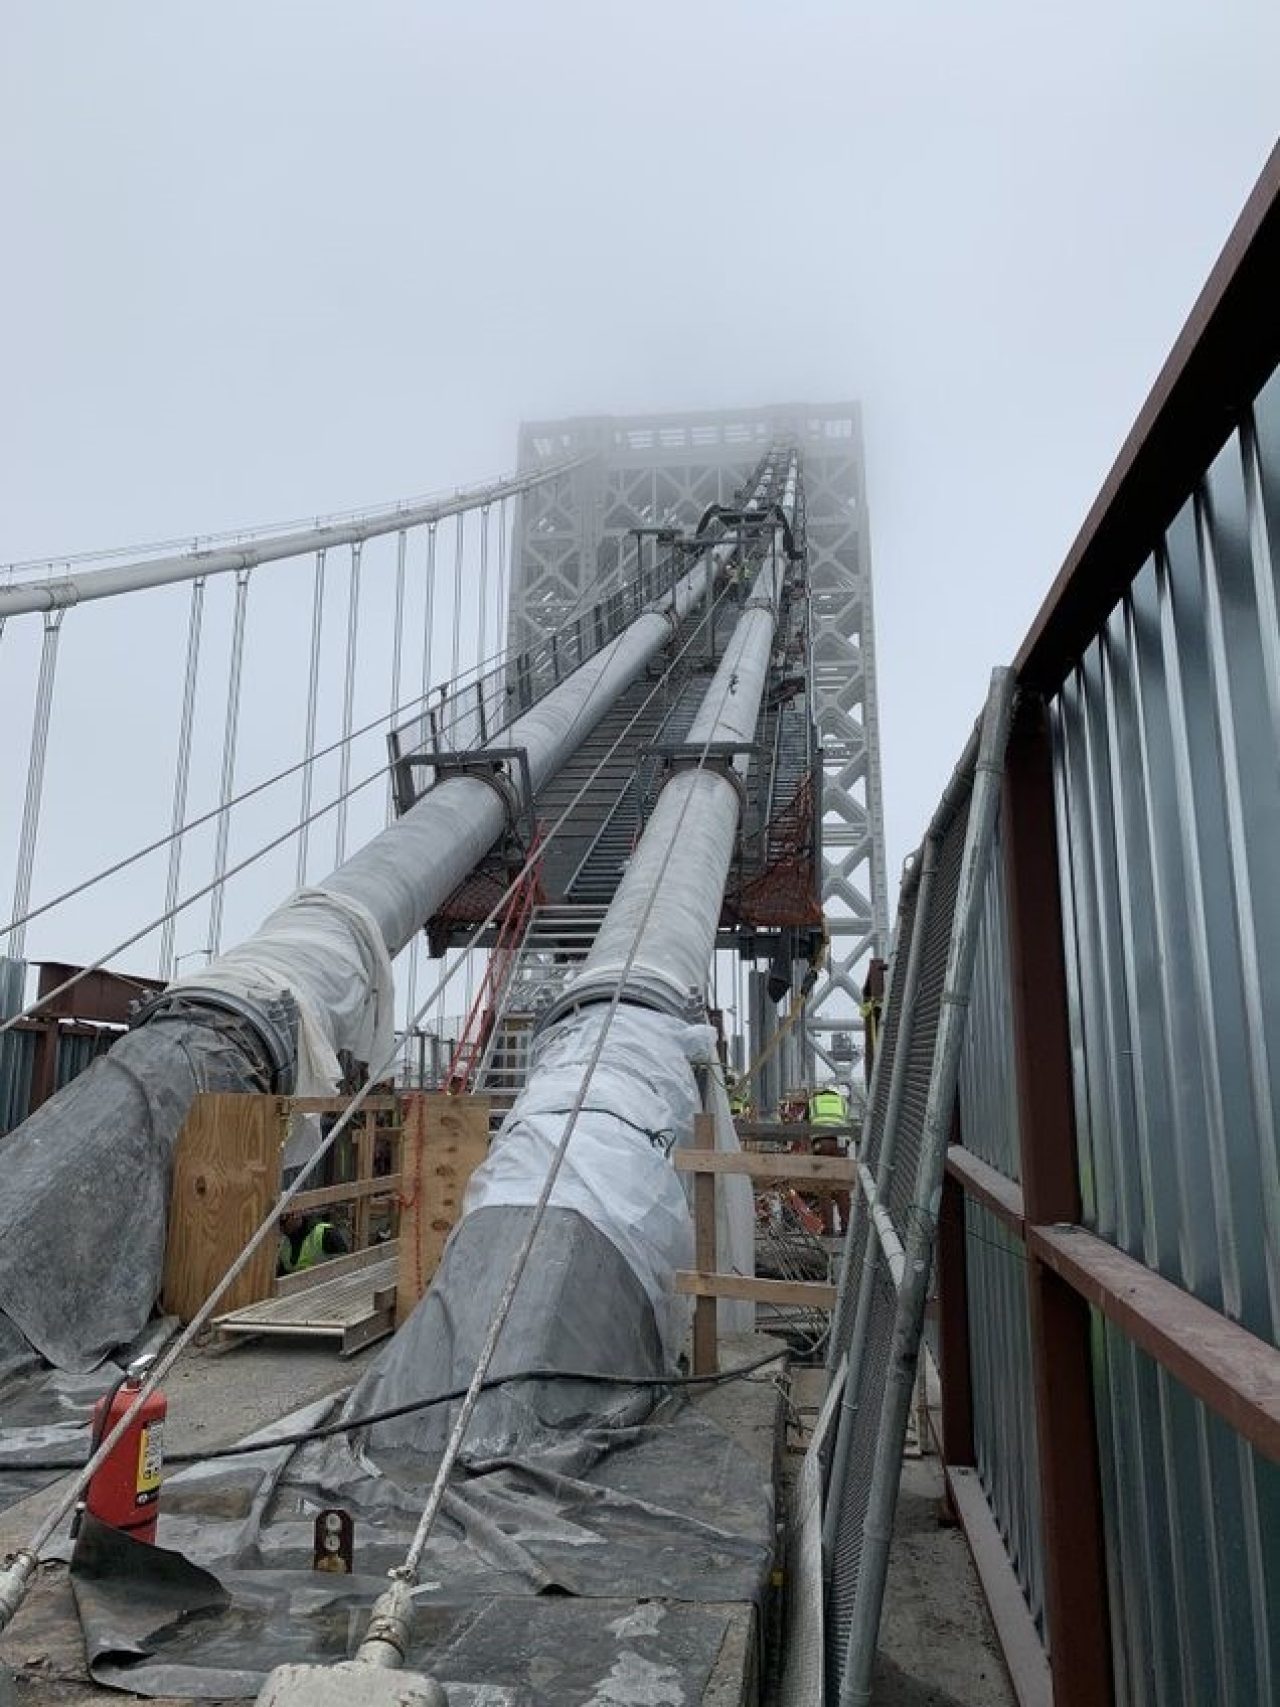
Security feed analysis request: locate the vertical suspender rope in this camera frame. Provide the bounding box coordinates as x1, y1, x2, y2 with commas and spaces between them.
7, 609, 65, 961
421, 520, 438, 700
450, 508, 466, 683
477, 503, 491, 676
495, 495, 509, 656
335, 540, 363, 865
207, 568, 251, 956
387, 530, 408, 824
158, 577, 206, 979
405, 521, 438, 1045
297, 547, 327, 886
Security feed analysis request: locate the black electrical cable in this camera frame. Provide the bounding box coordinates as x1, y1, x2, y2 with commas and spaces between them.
3, 1348, 790, 1475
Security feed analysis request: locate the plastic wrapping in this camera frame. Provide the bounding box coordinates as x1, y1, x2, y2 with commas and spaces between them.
168, 887, 395, 1096
462, 1006, 712, 1363
0, 1004, 276, 1372
66, 1365, 775, 1699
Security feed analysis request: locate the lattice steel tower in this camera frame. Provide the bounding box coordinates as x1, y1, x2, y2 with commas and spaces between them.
509, 405, 889, 1072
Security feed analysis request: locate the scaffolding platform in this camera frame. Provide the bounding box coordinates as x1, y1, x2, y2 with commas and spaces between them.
213, 1256, 398, 1357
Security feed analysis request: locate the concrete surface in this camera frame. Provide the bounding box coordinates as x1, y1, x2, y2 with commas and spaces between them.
873, 1456, 1014, 1707
781, 1366, 1014, 1707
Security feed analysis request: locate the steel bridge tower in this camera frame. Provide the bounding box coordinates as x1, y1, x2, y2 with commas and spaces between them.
508, 405, 890, 1079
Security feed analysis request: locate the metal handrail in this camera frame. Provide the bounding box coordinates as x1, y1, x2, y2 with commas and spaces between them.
444, 838, 545, 1093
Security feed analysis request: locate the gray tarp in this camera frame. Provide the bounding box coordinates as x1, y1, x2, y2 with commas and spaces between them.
63, 1212, 778, 1700
0, 1004, 276, 1373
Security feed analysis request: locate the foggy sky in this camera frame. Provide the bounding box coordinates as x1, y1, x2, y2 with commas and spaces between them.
2, 1, 1278, 981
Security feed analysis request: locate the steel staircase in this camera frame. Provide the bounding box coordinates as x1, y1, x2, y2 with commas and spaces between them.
566, 677, 706, 904
473, 904, 607, 1126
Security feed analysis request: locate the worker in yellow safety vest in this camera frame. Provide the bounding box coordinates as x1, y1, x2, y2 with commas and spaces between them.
277, 1210, 350, 1276
807, 1084, 851, 1237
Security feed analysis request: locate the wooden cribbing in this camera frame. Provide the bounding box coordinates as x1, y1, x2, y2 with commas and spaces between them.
691, 1113, 718, 1376
394, 1092, 491, 1327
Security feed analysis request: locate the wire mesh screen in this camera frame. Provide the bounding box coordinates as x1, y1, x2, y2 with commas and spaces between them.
814, 671, 1014, 1706
825, 1249, 899, 1685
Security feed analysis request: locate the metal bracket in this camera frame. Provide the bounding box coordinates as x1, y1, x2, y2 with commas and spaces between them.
402, 745, 536, 848
645, 740, 756, 811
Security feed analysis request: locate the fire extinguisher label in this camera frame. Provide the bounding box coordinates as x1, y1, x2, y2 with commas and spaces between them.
136, 1422, 164, 1505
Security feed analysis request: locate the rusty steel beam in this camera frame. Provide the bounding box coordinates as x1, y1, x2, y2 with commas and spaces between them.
1003, 693, 1111, 1707
945, 1144, 1027, 1234
1031, 1225, 1280, 1463
33, 962, 161, 1025
1017, 141, 1280, 696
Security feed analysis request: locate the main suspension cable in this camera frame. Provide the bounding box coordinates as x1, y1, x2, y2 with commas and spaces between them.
394, 564, 776, 1586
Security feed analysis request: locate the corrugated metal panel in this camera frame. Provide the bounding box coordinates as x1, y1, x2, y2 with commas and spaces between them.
54, 1028, 114, 1089
1052, 365, 1280, 1338
1092, 1314, 1280, 1705
956, 809, 1021, 1181
965, 1201, 1045, 1634
0, 957, 32, 1136
1052, 365, 1280, 1698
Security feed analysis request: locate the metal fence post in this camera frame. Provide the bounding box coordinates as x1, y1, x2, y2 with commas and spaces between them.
1003, 692, 1111, 1705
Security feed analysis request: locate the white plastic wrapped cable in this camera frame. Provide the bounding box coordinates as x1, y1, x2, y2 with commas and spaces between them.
168, 888, 396, 1096
461, 1005, 710, 1362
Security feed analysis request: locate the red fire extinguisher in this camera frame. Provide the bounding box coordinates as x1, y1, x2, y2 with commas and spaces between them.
83, 1357, 167, 1545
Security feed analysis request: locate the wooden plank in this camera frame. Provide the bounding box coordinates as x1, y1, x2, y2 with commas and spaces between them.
946, 1466, 1053, 1707
280, 1095, 399, 1114
674, 1149, 856, 1183
675, 1271, 838, 1310
354, 1112, 373, 1251
945, 1144, 1027, 1233
396, 1092, 491, 1327
216, 1257, 398, 1339
342, 1284, 398, 1357
734, 1119, 856, 1141
289, 1174, 401, 1213
275, 1238, 400, 1297
1031, 1223, 1280, 1462
161, 1092, 281, 1321
692, 1113, 718, 1376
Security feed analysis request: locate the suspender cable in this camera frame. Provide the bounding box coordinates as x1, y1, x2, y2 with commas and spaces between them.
6, 609, 65, 961
450, 509, 465, 683
335, 541, 362, 864
477, 503, 491, 673
420, 521, 438, 696
158, 578, 206, 980
297, 548, 327, 886
496, 495, 509, 656
406, 520, 440, 1035
207, 567, 250, 956
387, 531, 408, 824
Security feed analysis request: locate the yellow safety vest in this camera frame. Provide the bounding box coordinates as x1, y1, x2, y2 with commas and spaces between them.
808, 1090, 847, 1127
278, 1221, 334, 1274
